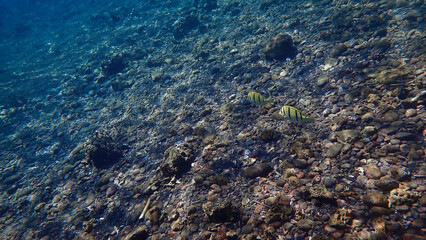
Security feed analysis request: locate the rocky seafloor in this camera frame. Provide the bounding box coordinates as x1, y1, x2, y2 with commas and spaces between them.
0, 0, 425, 239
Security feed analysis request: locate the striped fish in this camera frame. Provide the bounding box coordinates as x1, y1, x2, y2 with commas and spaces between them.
279, 106, 315, 123
247, 91, 273, 105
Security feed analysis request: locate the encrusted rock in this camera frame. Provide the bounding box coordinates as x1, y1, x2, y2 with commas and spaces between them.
160, 144, 195, 178
388, 185, 419, 207
264, 33, 297, 60
84, 130, 124, 169
202, 200, 237, 222
307, 184, 334, 201
329, 209, 352, 229
260, 129, 280, 142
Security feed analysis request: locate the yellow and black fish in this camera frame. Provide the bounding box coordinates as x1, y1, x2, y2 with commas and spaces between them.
279, 106, 315, 123
247, 91, 273, 105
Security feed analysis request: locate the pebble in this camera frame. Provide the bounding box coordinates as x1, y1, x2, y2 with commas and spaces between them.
363, 164, 382, 179
362, 192, 388, 207
326, 143, 343, 158
323, 177, 337, 188
297, 219, 315, 231
383, 111, 399, 122
341, 163, 351, 169
241, 224, 253, 234
293, 159, 308, 169
405, 108, 416, 117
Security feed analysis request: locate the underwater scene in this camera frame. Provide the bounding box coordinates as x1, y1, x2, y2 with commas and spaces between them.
0, 0, 425, 239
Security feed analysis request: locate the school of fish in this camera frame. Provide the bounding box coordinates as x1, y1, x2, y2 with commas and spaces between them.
247, 91, 315, 123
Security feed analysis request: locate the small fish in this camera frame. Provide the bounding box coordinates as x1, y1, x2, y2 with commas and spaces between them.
279, 106, 315, 123
247, 91, 273, 105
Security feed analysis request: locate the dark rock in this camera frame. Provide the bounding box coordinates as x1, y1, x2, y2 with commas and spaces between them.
202, 200, 237, 222
369, 232, 387, 240
101, 54, 127, 76
387, 221, 401, 233
124, 226, 148, 240
84, 131, 124, 169
193, 126, 207, 136
200, 107, 212, 117
297, 219, 314, 231
241, 224, 253, 234
264, 33, 297, 60
173, 15, 201, 39
260, 129, 280, 142
323, 177, 337, 188
326, 143, 343, 158
394, 132, 414, 140
293, 159, 308, 169
330, 43, 347, 57
362, 192, 388, 207
371, 39, 391, 52
187, 206, 197, 215
369, 206, 391, 216
412, 218, 425, 230
375, 176, 399, 191
243, 163, 273, 178
160, 144, 195, 178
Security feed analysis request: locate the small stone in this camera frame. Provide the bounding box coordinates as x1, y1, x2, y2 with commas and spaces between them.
323, 177, 337, 188
243, 163, 273, 178
297, 219, 315, 231
341, 163, 351, 169
362, 192, 388, 207
293, 159, 308, 169
335, 184, 345, 192
317, 75, 328, 87
336, 129, 360, 143
382, 111, 399, 122
387, 221, 401, 233
330, 44, 348, 57
326, 143, 343, 158
187, 206, 197, 215
329, 209, 352, 229
369, 206, 391, 216
241, 224, 253, 234
361, 126, 377, 137
411, 218, 425, 230
265, 197, 278, 206
363, 164, 382, 179
106, 186, 117, 197
124, 226, 148, 240
362, 112, 375, 121
375, 175, 399, 191
405, 108, 416, 118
